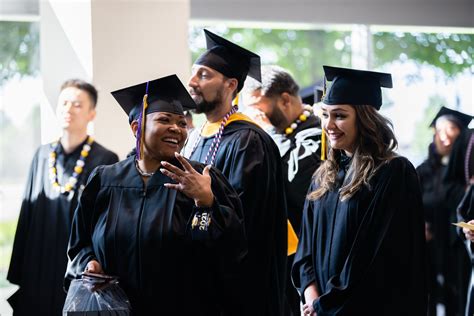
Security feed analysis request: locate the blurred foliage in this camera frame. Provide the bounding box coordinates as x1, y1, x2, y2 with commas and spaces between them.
190, 26, 474, 88
0, 220, 17, 251
373, 32, 473, 78
0, 219, 17, 287
190, 26, 352, 87
0, 21, 40, 85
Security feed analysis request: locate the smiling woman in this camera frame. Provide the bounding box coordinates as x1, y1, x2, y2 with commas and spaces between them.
320, 104, 357, 155
64, 74, 247, 315
133, 112, 188, 174
292, 65, 427, 315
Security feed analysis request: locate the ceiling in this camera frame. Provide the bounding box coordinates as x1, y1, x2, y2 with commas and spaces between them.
2, 0, 473, 28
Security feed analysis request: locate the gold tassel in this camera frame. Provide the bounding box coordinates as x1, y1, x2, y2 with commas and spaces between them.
139, 94, 148, 159
321, 127, 326, 161
320, 75, 327, 161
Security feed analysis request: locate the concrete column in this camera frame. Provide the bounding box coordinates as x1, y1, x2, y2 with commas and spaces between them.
40, 0, 191, 158
350, 24, 373, 69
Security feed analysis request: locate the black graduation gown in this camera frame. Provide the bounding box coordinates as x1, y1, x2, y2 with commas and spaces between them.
292, 156, 427, 315
271, 115, 322, 234
270, 115, 322, 316
64, 156, 247, 316
457, 183, 474, 316
417, 131, 471, 316
7, 139, 118, 316
184, 120, 288, 316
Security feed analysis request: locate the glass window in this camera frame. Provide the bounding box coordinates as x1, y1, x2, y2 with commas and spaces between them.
0, 20, 40, 313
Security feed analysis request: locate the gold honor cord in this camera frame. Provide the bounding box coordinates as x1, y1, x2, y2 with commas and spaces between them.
139, 94, 149, 159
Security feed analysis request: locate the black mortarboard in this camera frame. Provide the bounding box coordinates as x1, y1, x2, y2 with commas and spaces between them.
322, 65, 392, 110
300, 82, 324, 105
112, 74, 196, 123
430, 106, 473, 129
194, 29, 261, 92
111, 74, 196, 159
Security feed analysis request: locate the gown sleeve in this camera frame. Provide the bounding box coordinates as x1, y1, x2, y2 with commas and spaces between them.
314, 158, 426, 315
291, 188, 316, 300
457, 184, 474, 245
187, 165, 247, 263
221, 128, 288, 313
64, 166, 103, 290
7, 148, 41, 286
222, 130, 265, 200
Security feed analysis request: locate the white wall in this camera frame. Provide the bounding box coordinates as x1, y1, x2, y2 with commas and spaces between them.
40, 0, 191, 158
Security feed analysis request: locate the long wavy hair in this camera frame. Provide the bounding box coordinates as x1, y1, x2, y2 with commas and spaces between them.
308, 104, 398, 201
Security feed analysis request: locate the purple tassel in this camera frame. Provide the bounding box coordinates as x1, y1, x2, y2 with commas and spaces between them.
135, 82, 150, 161
135, 110, 143, 160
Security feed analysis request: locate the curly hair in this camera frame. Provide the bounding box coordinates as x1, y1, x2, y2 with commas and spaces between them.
308, 104, 398, 201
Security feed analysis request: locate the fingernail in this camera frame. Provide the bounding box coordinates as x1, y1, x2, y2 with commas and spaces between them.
160, 168, 165, 173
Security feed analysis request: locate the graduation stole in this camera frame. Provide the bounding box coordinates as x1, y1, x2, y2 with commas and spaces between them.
188, 94, 249, 165
288, 221, 298, 256
200, 112, 255, 136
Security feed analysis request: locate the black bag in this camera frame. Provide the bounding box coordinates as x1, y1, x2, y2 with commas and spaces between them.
63, 272, 131, 316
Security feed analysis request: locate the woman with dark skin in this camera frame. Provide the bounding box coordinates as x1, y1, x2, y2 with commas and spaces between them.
65, 75, 246, 315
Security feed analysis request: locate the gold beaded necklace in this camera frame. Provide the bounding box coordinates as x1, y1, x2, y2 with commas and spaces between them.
48, 136, 94, 194
284, 104, 313, 135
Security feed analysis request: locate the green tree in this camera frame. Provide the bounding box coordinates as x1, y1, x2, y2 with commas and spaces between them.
373, 32, 473, 77
190, 26, 473, 85
189, 26, 352, 87
0, 21, 40, 85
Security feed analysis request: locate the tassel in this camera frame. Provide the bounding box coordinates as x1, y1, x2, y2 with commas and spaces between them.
138, 94, 149, 159
135, 81, 150, 160
321, 127, 326, 161
320, 76, 327, 161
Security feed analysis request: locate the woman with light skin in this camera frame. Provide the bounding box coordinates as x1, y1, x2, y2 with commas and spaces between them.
65, 75, 246, 315
292, 66, 427, 315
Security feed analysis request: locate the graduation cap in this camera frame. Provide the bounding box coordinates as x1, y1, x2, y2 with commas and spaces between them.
300, 82, 324, 105
111, 74, 196, 159
322, 65, 392, 110
194, 29, 261, 92
430, 106, 473, 129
